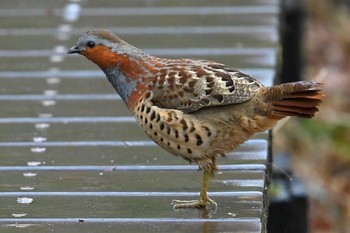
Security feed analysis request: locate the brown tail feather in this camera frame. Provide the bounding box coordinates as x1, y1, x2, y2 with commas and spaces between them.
267, 81, 324, 119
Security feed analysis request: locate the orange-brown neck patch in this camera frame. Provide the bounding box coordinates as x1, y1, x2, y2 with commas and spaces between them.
82, 45, 156, 79
82, 45, 125, 69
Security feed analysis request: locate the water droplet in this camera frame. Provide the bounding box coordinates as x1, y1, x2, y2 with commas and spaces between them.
30, 147, 46, 153
22, 173, 37, 177
35, 123, 50, 129
63, 3, 81, 22
227, 212, 237, 217
12, 213, 27, 218
20, 186, 35, 191
46, 77, 61, 84
44, 90, 57, 96
57, 24, 72, 40
5, 223, 36, 228
54, 45, 66, 54
27, 161, 41, 166
58, 24, 72, 33
50, 55, 64, 63
42, 100, 56, 106
17, 197, 33, 204
32, 137, 47, 142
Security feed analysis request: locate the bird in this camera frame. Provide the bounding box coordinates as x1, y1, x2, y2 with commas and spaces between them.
68, 30, 324, 209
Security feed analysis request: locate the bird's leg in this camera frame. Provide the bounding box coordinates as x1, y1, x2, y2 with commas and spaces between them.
172, 169, 217, 209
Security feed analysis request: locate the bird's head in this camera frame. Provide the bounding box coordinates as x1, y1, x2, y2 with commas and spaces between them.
67, 30, 140, 70
68, 30, 159, 108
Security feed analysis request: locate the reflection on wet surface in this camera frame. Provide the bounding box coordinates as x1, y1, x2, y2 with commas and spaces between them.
0, 0, 280, 232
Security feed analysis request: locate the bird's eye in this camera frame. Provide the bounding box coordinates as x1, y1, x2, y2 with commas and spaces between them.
86, 41, 95, 48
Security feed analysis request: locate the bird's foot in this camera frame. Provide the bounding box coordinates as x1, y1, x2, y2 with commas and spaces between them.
171, 197, 217, 209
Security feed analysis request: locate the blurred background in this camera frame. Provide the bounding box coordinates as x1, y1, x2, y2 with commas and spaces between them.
275, 0, 350, 232
0, 0, 348, 232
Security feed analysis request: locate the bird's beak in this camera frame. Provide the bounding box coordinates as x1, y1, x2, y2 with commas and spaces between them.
67, 46, 81, 55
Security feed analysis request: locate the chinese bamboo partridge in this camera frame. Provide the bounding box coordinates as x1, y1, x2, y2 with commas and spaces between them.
68, 30, 324, 209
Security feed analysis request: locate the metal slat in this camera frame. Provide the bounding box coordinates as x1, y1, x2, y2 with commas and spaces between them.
0, 218, 262, 233
0, 6, 278, 17
0, 164, 266, 171
0, 26, 277, 37
0, 0, 280, 232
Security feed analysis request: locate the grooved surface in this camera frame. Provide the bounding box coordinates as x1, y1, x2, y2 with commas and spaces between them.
0, 0, 279, 232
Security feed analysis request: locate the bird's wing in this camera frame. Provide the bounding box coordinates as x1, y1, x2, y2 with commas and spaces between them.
150, 60, 264, 112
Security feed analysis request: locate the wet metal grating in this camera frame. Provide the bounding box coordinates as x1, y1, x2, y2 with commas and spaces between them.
0, 0, 279, 232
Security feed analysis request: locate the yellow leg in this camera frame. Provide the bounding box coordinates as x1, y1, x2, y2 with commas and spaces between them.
172, 170, 217, 209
